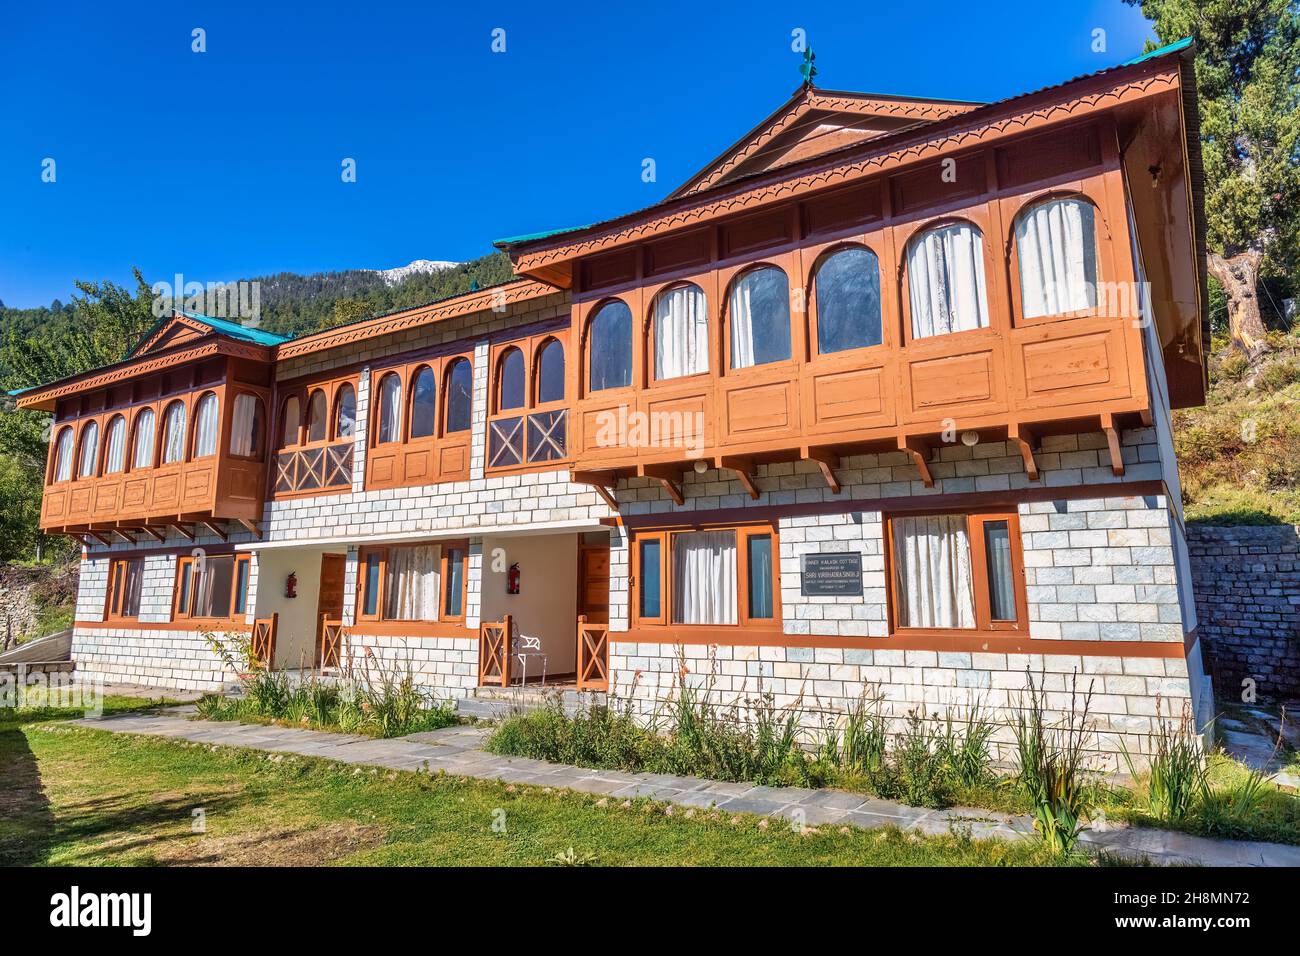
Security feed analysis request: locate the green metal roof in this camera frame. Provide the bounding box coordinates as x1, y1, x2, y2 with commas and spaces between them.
172, 309, 289, 347
1123, 36, 1194, 66
492, 224, 593, 248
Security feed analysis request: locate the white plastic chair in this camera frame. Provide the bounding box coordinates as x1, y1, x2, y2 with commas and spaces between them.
512, 630, 548, 686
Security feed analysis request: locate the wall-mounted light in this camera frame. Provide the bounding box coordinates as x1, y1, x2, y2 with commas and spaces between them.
693, 459, 708, 474
961, 431, 980, 447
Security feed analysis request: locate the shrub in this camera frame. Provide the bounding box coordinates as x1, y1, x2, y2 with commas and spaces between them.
892, 709, 949, 808
1122, 699, 1208, 824
1013, 669, 1097, 856
942, 699, 997, 789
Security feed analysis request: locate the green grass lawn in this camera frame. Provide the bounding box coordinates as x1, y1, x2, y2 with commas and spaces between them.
0, 705, 1077, 867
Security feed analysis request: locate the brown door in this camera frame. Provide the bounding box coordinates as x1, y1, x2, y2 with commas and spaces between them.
578, 546, 610, 624
315, 553, 346, 667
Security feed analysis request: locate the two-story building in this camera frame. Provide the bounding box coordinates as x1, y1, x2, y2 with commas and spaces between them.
18, 40, 1211, 762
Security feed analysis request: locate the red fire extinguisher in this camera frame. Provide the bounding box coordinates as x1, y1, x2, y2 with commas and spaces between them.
285, 572, 297, 599
507, 563, 520, 595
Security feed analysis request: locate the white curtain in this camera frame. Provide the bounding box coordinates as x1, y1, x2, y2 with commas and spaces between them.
892, 515, 975, 629
132, 409, 155, 469
672, 530, 738, 625
229, 394, 259, 456
908, 223, 989, 338
53, 428, 73, 481
1016, 198, 1097, 318
654, 285, 708, 379
193, 393, 219, 457
384, 545, 441, 621
378, 374, 401, 443
78, 422, 99, 477
335, 385, 356, 438
161, 402, 186, 463
104, 417, 126, 473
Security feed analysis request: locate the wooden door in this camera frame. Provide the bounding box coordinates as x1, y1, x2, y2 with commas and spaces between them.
576, 544, 611, 690
315, 553, 346, 667
578, 546, 610, 624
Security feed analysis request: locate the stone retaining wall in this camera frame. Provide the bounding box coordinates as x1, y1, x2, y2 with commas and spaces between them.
1186, 524, 1300, 700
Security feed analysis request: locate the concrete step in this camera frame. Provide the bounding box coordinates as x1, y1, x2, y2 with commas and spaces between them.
455, 685, 606, 721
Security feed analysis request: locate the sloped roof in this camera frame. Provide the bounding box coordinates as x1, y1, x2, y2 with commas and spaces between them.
128, 309, 288, 358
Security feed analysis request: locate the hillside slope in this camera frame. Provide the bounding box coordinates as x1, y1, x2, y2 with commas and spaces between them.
1174, 329, 1300, 525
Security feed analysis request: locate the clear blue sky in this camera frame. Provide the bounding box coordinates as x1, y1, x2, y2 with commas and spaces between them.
0, 0, 1156, 308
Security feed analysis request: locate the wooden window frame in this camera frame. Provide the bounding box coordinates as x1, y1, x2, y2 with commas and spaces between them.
486, 334, 570, 475
102, 413, 128, 475
105, 556, 144, 621
631, 522, 781, 630
584, 297, 636, 395
883, 509, 1029, 638
189, 390, 221, 460
895, 212, 1000, 349
332, 381, 358, 442
442, 357, 475, 436
533, 335, 566, 409
807, 241, 889, 359
1005, 190, 1109, 327
75, 419, 100, 480
49, 425, 75, 485
646, 280, 712, 385
173, 552, 252, 623
356, 542, 465, 625
721, 262, 798, 375
494, 345, 527, 415
407, 364, 438, 441
226, 391, 267, 462
440, 540, 469, 624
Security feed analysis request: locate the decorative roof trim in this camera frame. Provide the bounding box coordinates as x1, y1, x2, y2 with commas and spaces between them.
273, 278, 559, 360
674, 89, 980, 199
513, 67, 1179, 274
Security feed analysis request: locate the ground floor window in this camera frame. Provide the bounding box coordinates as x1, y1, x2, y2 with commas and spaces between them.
174, 553, 251, 622
634, 524, 778, 628
106, 557, 144, 619
357, 542, 468, 624
887, 511, 1026, 633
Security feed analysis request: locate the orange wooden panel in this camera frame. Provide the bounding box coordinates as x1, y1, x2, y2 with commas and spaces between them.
723, 378, 796, 439
808, 365, 889, 430
906, 348, 999, 416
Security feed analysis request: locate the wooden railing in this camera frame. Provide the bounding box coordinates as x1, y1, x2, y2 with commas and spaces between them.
477, 615, 512, 687
274, 440, 353, 495
319, 616, 344, 670
487, 409, 567, 469
250, 613, 278, 669
576, 615, 609, 691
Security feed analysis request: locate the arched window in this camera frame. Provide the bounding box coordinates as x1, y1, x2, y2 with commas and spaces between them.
103, 415, 127, 474
77, 421, 99, 478
444, 358, 473, 433
305, 389, 328, 443
814, 247, 882, 354
409, 366, 437, 439
654, 284, 709, 380
537, 338, 564, 404
280, 396, 301, 447
132, 408, 156, 469
376, 373, 402, 444
52, 426, 74, 482
730, 266, 791, 369
1014, 197, 1098, 318
497, 347, 525, 411
193, 392, 219, 458
229, 394, 264, 457
161, 401, 186, 464
334, 383, 356, 439
907, 222, 989, 338
587, 300, 632, 391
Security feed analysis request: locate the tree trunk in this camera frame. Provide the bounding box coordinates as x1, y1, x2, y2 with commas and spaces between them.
1208, 250, 1269, 361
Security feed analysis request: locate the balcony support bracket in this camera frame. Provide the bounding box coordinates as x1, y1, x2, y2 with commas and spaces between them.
84, 529, 111, 547
898, 435, 935, 488
199, 520, 227, 542
236, 519, 262, 539
1008, 422, 1040, 483
169, 523, 195, 542
137, 525, 166, 543
639, 464, 685, 506
572, 470, 619, 510
1100, 412, 1125, 477
802, 446, 842, 495
717, 456, 760, 500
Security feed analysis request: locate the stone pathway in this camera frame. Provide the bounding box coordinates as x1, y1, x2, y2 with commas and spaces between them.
1218, 703, 1300, 790
62, 707, 1300, 867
